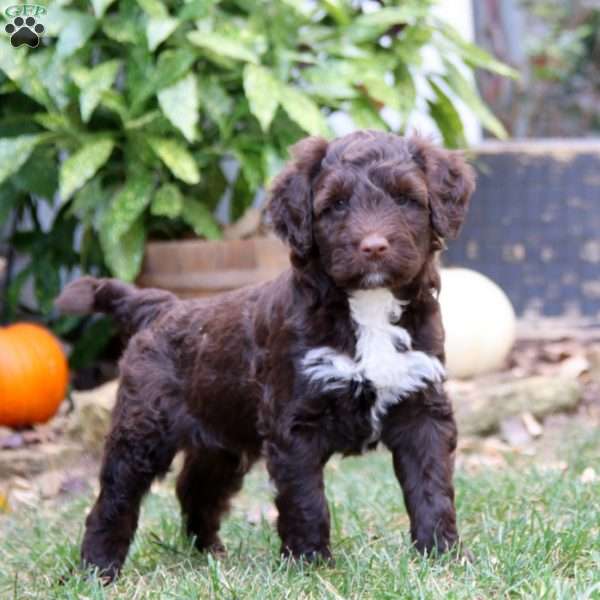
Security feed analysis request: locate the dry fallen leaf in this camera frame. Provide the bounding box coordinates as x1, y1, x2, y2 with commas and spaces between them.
36, 470, 63, 499
559, 355, 590, 379
7, 477, 38, 508
500, 415, 532, 447
0, 432, 25, 450
521, 412, 543, 438
580, 467, 597, 483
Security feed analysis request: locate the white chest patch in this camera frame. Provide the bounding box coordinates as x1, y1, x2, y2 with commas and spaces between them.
302, 288, 445, 438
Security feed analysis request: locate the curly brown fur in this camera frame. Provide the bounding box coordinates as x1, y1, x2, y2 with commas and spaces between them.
56, 130, 475, 580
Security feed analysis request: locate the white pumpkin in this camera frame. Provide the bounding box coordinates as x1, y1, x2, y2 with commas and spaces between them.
439, 268, 516, 379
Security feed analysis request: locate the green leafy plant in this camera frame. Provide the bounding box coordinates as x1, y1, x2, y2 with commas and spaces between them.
0, 0, 514, 363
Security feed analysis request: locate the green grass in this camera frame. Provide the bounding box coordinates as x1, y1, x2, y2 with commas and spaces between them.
1, 432, 599, 599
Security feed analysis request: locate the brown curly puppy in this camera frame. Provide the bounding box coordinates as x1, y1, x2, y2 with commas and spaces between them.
56, 130, 475, 581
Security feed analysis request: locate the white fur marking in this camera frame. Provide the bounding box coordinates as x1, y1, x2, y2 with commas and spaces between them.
302, 347, 360, 392
301, 288, 445, 440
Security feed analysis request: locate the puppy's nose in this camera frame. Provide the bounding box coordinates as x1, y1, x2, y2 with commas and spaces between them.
360, 234, 389, 258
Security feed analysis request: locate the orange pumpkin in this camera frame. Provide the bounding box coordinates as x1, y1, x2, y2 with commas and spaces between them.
0, 323, 69, 427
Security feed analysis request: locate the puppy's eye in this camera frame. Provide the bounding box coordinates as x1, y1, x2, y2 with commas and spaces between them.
333, 198, 348, 212
395, 195, 411, 207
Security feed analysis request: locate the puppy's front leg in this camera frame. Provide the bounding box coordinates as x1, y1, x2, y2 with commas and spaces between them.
266, 435, 332, 562
382, 389, 459, 555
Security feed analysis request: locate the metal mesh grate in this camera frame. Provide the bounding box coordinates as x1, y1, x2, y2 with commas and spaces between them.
443, 142, 600, 319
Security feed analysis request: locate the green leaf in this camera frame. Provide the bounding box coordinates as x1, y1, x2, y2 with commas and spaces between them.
157, 74, 199, 142
6, 265, 33, 318
136, 0, 168, 18
197, 75, 233, 134
233, 145, 264, 191
131, 49, 195, 108
154, 49, 196, 91
13, 146, 58, 198
68, 317, 116, 370
279, 85, 329, 136
127, 45, 157, 107
441, 61, 507, 140
69, 177, 110, 226
230, 169, 251, 222
125, 110, 162, 130
34, 112, 72, 132
322, 0, 351, 25
92, 0, 117, 18
427, 80, 466, 148
102, 170, 154, 240
262, 147, 285, 184
101, 216, 147, 281
148, 137, 200, 184
187, 31, 259, 63
348, 97, 387, 130
0, 39, 51, 106
56, 13, 97, 58
0, 183, 21, 226
395, 63, 417, 114
303, 63, 358, 101
0, 135, 42, 186
99, 90, 129, 122
395, 25, 433, 64
0, 115, 39, 138
354, 5, 429, 27
147, 17, 179, 51
435, 21, 519, 79
59, 138, 115, 203
151, 183, 183, 218
99, 170, 153, 280
361, 74, 403, 112
243, 64, 280, 132
178, 0, 217, 21
33, 255, 61, 314
40, 7, 72, 38
72, 60, 121, 123
102, 15, 141, 43
198, 162, 228, 211
347, 6, 430, 42
182, 198, 220, 239
28, 49, 70, 110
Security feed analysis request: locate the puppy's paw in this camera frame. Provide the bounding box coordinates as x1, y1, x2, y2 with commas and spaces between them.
413, 534, 472, 564
191, 534, 227, 557
81, 542, 125, 585
281, 545, 335, 567
206, 539, 227, 558
81, 559, 121, 585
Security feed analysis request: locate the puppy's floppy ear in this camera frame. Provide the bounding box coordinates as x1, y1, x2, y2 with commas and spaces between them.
267, 136, 328, 258
410, 137, 476, 240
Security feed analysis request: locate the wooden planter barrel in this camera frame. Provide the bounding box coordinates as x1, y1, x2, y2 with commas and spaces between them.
137, 237, 290, 298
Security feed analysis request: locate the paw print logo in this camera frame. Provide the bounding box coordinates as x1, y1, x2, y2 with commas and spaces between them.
5, 16, 44, 48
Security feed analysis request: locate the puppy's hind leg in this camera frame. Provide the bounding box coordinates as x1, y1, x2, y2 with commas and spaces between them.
81, 332, 184, 582
176, 447, 252, 554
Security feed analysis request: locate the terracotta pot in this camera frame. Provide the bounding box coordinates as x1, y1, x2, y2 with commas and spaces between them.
137, 237, 290, 298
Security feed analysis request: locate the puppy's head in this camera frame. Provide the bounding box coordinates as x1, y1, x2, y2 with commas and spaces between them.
267, 130, 475, 291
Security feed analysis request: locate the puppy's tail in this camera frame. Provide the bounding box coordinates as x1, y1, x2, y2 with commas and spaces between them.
55, 276, 177, 337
